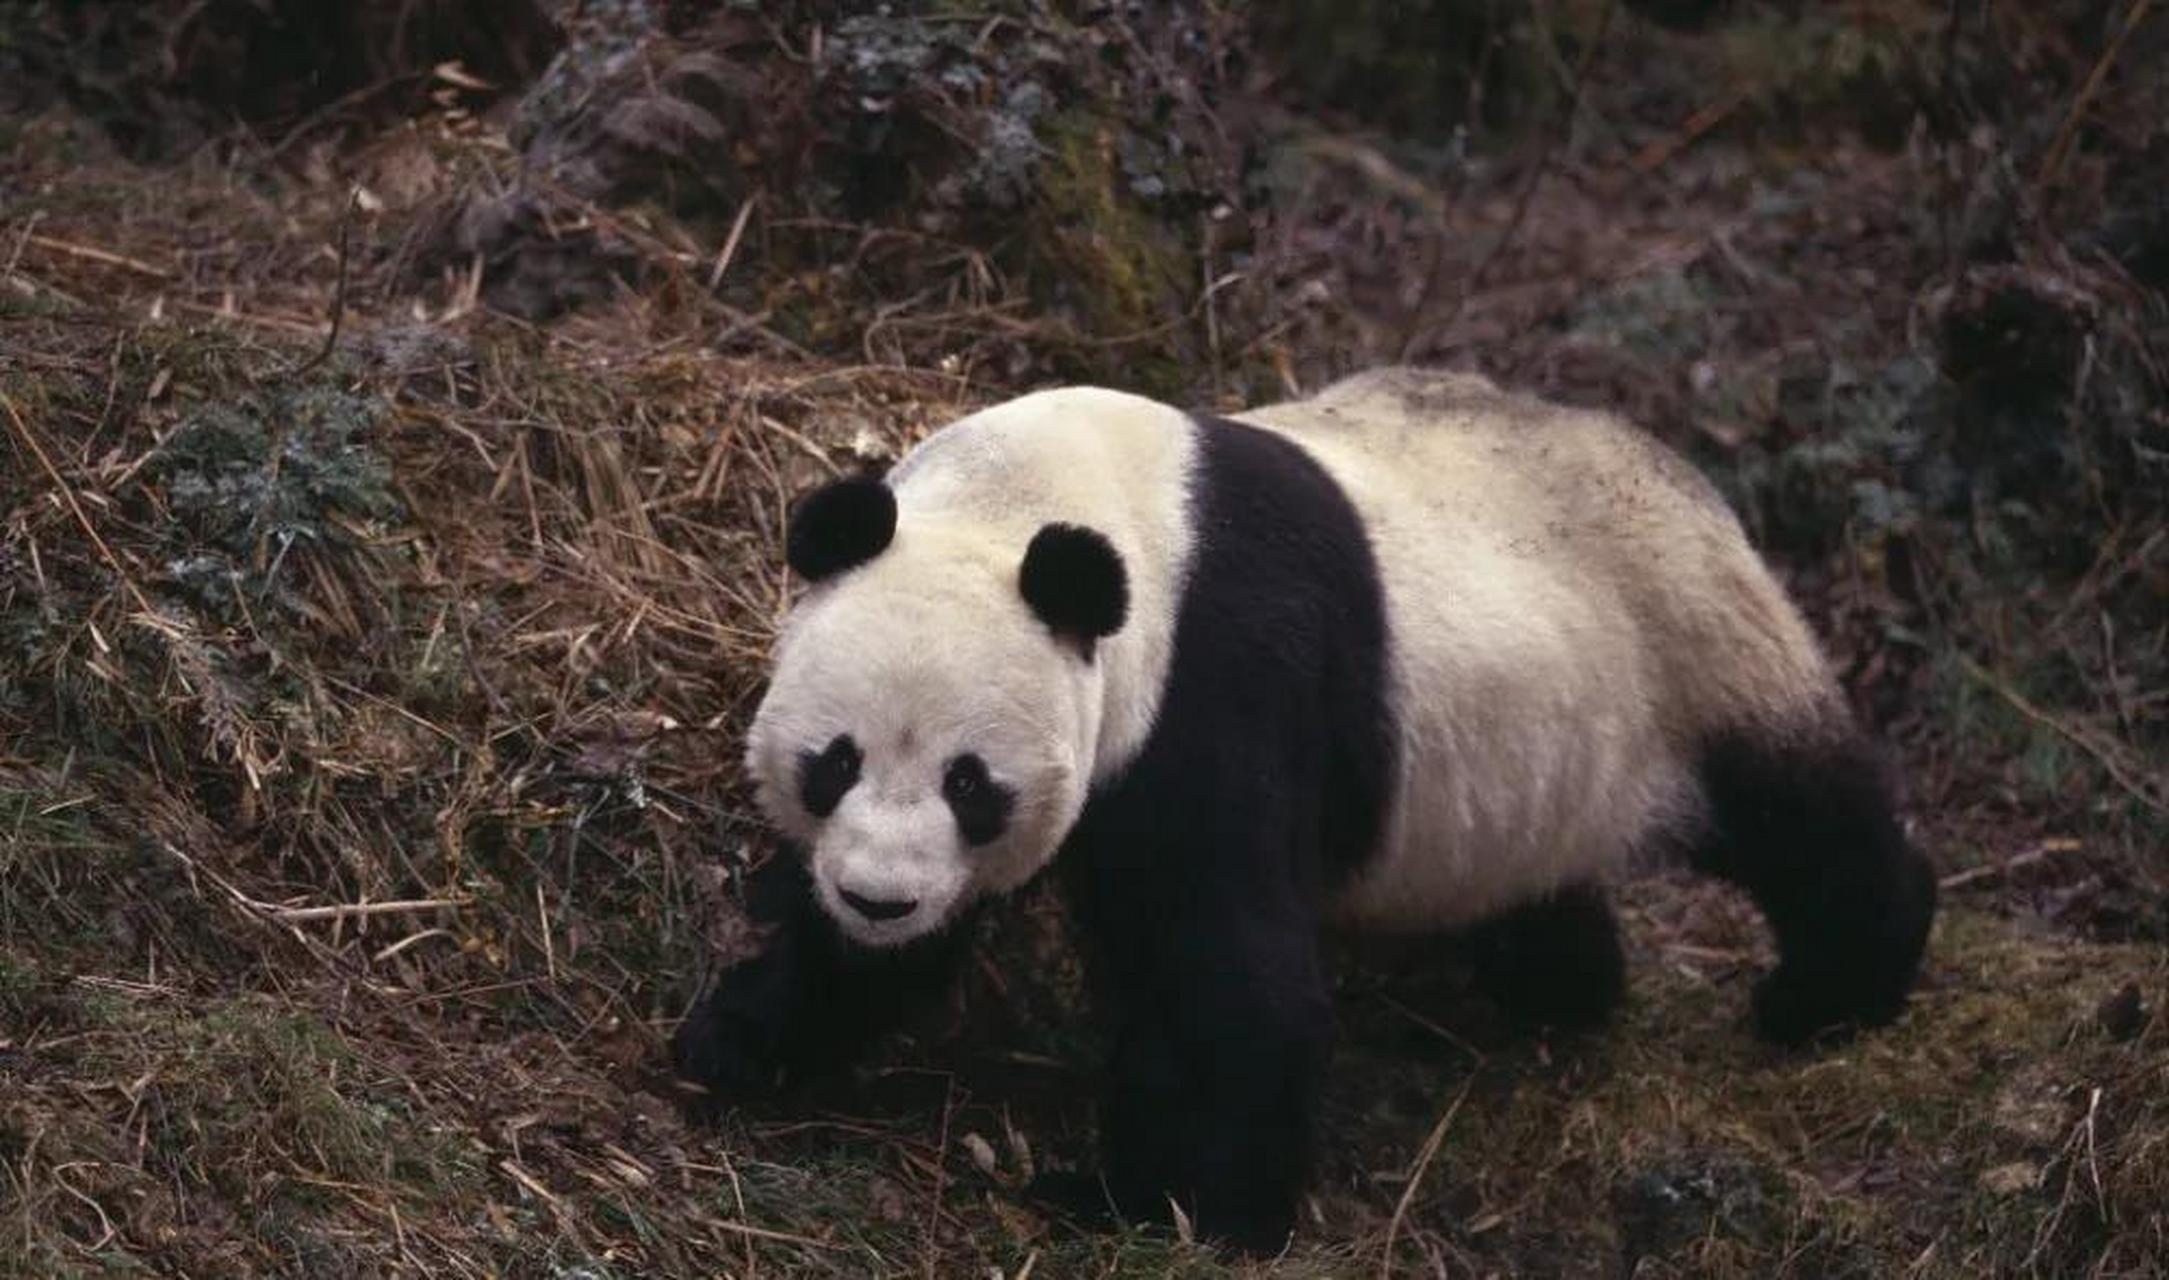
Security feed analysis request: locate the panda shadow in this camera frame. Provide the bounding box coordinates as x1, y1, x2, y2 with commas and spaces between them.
1325, 928, 1622, 1092
1308, 876, 1840, 1241
1326, 887, 1631, 1052
1320, 871, 1788, 1077
743, 890, 1110, 1174
699, 907, 1643, 1170
706, 907, 1615, 1215
664, 991, 1105, 1216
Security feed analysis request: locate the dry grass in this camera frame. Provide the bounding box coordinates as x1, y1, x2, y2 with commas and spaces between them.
3, 12, 2167, 1275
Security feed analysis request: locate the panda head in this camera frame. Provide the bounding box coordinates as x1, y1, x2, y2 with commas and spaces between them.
745, 473, 1129, 947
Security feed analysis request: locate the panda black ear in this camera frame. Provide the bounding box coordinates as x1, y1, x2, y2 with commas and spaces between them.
786, 474, 896, 581
1019, 523, 1128, 655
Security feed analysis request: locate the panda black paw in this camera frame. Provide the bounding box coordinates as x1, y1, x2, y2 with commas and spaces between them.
1024, 1169, 1123, 1230
669, 990, 786, 1115
1751, 967, 1903, 1048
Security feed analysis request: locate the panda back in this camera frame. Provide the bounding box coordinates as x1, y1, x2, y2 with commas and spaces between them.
1239, 369, 1845, 929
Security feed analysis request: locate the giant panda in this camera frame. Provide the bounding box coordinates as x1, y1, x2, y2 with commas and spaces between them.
672, 367, 1937, 1254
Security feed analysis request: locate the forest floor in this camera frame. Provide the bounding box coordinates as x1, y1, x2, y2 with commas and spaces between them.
4, 3, 2166, 1277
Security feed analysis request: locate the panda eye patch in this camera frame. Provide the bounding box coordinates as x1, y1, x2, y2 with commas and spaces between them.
798, 734, 861, 818
942, 753, 1014, 846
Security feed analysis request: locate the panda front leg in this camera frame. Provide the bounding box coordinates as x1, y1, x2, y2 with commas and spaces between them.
1080, 895, 1334, 1255
671, 848, 974, 1107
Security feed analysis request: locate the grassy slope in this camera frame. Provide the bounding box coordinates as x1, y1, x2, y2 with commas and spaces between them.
6, 814, 2165, 1278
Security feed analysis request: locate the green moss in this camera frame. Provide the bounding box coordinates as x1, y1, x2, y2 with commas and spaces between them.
82, 998, 479, 1204
152, 379, 398, 559
0, 952, 38, 1017
0, 284, 77, 321
0, 781, 128, 963
1026, 111, 1194, 396
0, 783, 100, 850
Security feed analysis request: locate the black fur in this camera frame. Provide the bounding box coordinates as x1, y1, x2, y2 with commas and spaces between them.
670, 850, 974, 1103
1461, 883, 1626, 1032
786, 475, 896, 581
797, 734, 861, 818
1019, 523, 1129, 653
942, 753, 1015, 846
1687, 729, 1936, 1045
1054, 414, 1394, 1253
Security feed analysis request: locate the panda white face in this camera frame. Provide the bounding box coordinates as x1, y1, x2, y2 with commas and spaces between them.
745, 521, 1110, 948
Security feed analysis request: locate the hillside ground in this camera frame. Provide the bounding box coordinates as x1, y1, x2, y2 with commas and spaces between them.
3, 3, 2165, 1276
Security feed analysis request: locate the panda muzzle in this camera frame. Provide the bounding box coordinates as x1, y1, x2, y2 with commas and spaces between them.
838, 888, 918, 922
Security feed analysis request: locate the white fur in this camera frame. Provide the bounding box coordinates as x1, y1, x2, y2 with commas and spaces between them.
746, 388, 1197, 946
1237, 369, 1840, 930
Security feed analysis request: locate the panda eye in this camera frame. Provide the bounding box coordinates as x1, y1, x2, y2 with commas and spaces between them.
941, 753, 1014, 847
798, 734, 861, 818
943, 757, 982, 802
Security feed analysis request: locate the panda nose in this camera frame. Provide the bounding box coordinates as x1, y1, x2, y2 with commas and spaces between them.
840, 888, 918, 922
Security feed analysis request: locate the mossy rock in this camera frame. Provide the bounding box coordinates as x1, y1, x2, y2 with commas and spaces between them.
1023, 110, 1198, 396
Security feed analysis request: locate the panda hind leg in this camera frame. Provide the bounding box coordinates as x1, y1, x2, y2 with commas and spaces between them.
1462, 883, 1626, 1032
1689, 728, 1937, 1046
